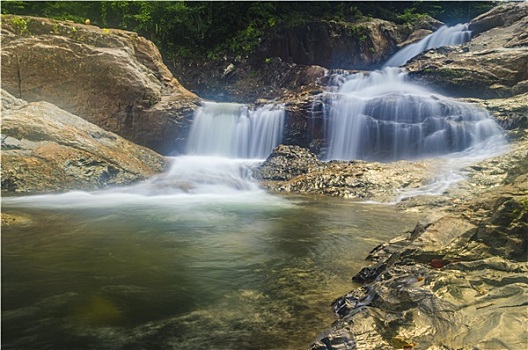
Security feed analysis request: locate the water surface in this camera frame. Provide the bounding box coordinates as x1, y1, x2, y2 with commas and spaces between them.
2, 192, 421, 350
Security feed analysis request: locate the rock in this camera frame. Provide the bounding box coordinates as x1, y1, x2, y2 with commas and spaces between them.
405, 2, 528, 99
312, 188, 528, 349
1, 90, 167, 194
469, 1, 528, 36
397, 28, 433, 47
0, 15, 201, 155
310, 139, 528, 349
255, 145, 433, 201
169, 17, 436, 103
463, 93, 528, 135
257, 19, 405, 70
253, 145, 323, 181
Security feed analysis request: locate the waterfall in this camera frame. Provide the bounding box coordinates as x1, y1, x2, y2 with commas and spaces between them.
187, 102, 285, 159
323, 23, 504, 162
324, 68, 504, 161
383, 23, 471, 68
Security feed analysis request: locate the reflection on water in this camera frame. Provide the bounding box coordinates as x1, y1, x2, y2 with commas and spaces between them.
2, 194, 420, 349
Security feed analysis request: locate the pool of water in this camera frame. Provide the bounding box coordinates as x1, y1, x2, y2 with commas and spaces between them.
2, 192, 421, 350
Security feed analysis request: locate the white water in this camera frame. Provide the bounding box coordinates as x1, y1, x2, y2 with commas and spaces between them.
324, 67, 505, 162
0, 22, 514, 350
3, 156, 285, 209
187, 102, 284, 159
383, 23, 471, 68
3, 23, 506, 205
4, 102, 287, 207
320, 23, 506, 197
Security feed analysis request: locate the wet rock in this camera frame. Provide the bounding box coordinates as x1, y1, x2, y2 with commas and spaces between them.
257, 19, 404, 71
405, 2, 528, 99
1, 90, 167, 194
254, 145, 323, 181
256, 146, 432, 201
1, 15, 201, 155
463, 93, 528, 136
311, 162, 528, 349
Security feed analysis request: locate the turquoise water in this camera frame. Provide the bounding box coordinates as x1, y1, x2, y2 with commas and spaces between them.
2, 191, 420, 350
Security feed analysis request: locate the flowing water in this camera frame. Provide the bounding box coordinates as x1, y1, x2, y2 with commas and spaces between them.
187, 102, 285, 159
383, 23, 471, 68
323, 67, 506, 162
1, 101, 422, 349
318, 23, 506, 197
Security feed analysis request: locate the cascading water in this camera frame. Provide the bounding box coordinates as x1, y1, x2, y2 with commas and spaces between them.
318, 23, 506, 198
323, 23, 504, 163
174, 101, 285, 194
0, 21, 514, 350
383, 23, 471, 68
324, 67, 505, 162
187, 102, 285, 159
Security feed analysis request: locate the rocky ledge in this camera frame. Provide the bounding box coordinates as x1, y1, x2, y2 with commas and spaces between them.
254, 145, 433, 202
405, 2, 528, 100
1, 15, 201, 155
309, 156, 527, 349
1, 90, 167, 194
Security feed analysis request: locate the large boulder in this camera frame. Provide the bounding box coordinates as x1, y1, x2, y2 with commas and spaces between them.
256, 19, 401, 70
1, 15, 201, 155
1, 90, 167, 194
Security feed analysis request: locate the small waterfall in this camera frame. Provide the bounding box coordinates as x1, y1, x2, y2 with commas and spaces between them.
324, 68, 504, 162
384, 24, 471, 68
187, 102, 285, 159
323, 23, 504, 162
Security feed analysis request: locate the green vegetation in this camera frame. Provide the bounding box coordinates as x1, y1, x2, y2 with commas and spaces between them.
10, 15, 29, 35
1, 1, 496, 61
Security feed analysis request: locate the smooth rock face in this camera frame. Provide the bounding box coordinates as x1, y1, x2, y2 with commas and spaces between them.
1, 90, 167, 193
1, 15, 201, 155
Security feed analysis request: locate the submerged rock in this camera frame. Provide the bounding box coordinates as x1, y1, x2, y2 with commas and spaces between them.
1, 90, 167, 194
1, 15, 201, 155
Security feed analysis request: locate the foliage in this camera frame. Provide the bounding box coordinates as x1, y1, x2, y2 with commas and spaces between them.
1, 1, 497, 60
10, 15, 29, 35
397, 8, 428, 24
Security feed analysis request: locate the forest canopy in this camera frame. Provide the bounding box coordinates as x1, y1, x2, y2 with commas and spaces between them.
2, 1, 496, 60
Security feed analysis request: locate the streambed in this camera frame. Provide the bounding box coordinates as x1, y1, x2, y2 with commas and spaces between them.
2, 191, 422, 350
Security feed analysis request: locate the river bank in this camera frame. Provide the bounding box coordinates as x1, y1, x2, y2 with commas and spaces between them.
309, 143, 528, 349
